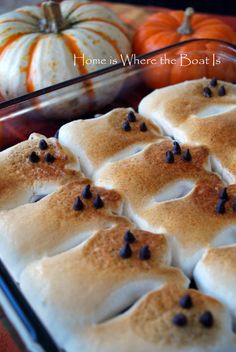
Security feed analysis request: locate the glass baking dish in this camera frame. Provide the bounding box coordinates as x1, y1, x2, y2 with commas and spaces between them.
0, 38, 235, 352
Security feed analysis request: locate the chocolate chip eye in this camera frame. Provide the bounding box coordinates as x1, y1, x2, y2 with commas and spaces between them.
93, 194, 104, 209
139, 245, 151, 260
124, 230, 136, 243
139, 122, 147, 132
199, 311, 214, 328
203, 87, 212, 98
179, 294, 193, 309
45, 153, 55, 163
219, 187, 229, 201
172, 313, 187, 327
172, 141, 181, 155
182, 149, 192, 162
215, 199, 226, 214
218, 85, 226, 96
127, 111, 136, 122
210, 78, 217, 87
82, 184, 92, 199
165, 150, 174, 164
29, 151, 40, 163
39, 139, 48, 150
119, 243, 132, 259
73, 196, 84, 211
122, 120, 131, 132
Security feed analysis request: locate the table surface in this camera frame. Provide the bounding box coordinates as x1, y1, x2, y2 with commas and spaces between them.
0, 1, 236, 352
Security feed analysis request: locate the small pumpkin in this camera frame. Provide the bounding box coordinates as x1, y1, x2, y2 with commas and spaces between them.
133, 8, 236, 88
0, 0, 131, 115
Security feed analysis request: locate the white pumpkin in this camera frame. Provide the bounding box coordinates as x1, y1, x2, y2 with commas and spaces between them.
0, 0, 131, 117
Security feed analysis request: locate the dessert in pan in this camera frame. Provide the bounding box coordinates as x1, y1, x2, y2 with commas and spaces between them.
65, 284, 235, 352
0, 132, 81, 210
21, 227, 187, 347
95, 139, 236, 276
58, 104, 236, 276
58, 108, 164, 177
0, 81, 236, 351
139, 78, 236, 184
0, 179, 126, 278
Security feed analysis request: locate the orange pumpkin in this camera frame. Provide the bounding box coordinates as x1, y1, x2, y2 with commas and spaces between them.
133, 8, 236, 88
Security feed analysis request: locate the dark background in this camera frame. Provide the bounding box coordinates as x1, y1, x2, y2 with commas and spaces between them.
103, 0, 236, 15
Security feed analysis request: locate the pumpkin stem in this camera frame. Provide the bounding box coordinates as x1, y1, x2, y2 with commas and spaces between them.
41, 1, 66, 33
177, 7, 194, 35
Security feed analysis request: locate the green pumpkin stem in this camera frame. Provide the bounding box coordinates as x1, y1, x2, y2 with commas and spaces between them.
41, 1, 66, 33
177, 7, 194, 35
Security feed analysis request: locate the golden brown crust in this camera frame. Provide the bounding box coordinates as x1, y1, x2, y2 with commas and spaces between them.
142, 182, 236, 251
0, 134, 81, 209
96, 140, 236, 274
20, 227, 188, 344
0, 179, 126, 277
163, 80, 236, 125
68, 284, 233, 352
46, 180, 123, 219
4, 134, 78, 181
58, 108, 164, 174
96, 140, 213, 209
139, 79, 236, 182
130, 285, 224, 347
82, 227, 168, 272
31, 227, 173, 278
200, 246, 236, 275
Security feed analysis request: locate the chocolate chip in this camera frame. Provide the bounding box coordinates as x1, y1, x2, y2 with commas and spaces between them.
139, 122, 147, 132
82, 184, 92, 199
119, 243, 132, 259
124, 230, 136, 243
173, 313, 187, 327
139, 245, 151, 260
127, 111, 136, 122
210, 78, 217, 87
233, 198, 236, 212
165, 150, 174, 163
73, 196, 84, 211
29, 151, 40, 163
179, 294, 193, 309
93, 194, 104, 209
219, 187, 229, 201
218, 85, 226, 96
39, 139, 48, 150
173, 141, 181, 155
215, 199, 226, 214
203, 87, 212, 98
122, 120, 131, 131
45, 153, 55, 163
182, 149, 192, 162
199, 311, 214, 328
